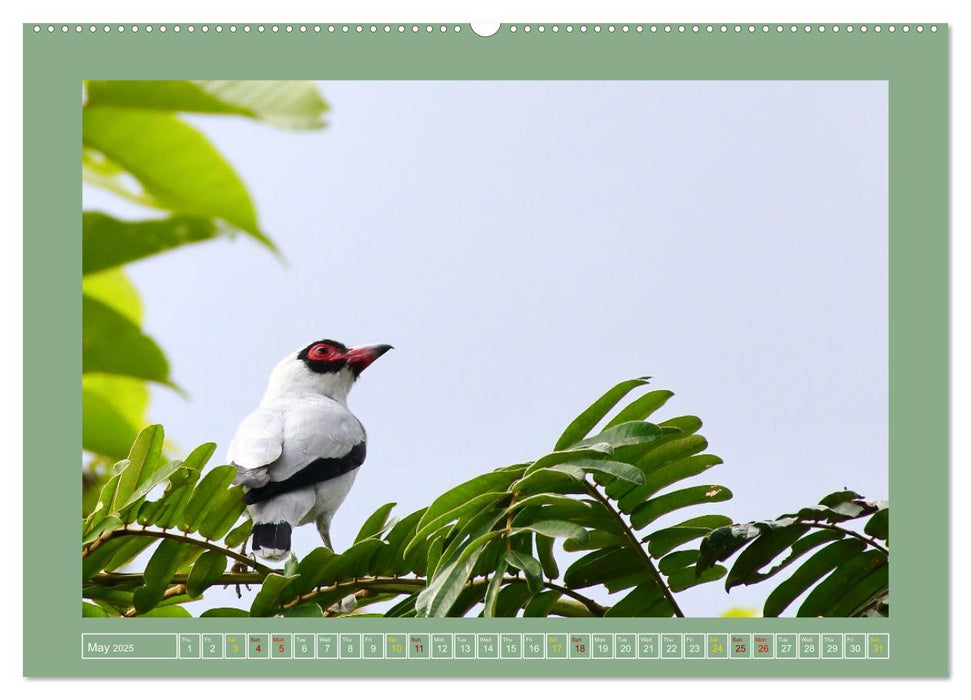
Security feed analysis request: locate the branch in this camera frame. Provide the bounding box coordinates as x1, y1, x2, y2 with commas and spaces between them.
83, 526, 274, 576
89, 572, 268, 587
807, 522, 890, 556
539, 579, 606, 616
584, 479, 685, 617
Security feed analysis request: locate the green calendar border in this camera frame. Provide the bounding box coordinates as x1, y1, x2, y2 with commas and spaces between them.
22, 22, 948, 678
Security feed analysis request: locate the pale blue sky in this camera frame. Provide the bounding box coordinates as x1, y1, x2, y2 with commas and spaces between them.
84, 80, 888, 616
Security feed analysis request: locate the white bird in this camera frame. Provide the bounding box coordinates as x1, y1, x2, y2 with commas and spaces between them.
227, 339, 392, 560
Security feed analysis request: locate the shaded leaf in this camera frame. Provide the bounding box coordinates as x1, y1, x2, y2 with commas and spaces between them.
505, 551, 544, 593
186, 551, 227, 597
604, 582, 671, 617
535, 533, 559, 580
864, 508, 889, 541
668, 565, 727, 592
798, 550, 887, 617
250, 573, 298, 617
763, 539, 866, 616
200, 607, 250, 618
523, 590, 562, 617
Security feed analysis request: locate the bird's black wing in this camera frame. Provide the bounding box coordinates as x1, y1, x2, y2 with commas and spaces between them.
242, 442, 367, 505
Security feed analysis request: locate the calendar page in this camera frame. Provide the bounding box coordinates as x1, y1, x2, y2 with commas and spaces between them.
22, 21, 947, 677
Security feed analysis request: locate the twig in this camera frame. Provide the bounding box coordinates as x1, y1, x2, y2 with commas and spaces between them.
583, 479, 685, 617
83, 527, 273, 575
806, 522, 890, 556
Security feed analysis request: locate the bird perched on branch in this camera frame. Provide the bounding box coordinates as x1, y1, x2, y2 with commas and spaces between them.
227, 339, 392, 560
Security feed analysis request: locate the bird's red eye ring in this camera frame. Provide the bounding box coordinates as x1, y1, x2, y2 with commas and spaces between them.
309, 344, 333, 360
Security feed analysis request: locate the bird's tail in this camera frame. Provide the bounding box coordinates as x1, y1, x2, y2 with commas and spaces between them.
251, 522, 292, 561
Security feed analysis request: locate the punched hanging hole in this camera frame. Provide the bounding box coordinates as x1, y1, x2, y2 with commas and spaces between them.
470, 23, 501, 37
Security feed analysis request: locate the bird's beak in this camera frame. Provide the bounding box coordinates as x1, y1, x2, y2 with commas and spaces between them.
345, 344, 393, 376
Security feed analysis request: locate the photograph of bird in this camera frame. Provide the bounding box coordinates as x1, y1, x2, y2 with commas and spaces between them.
227, 339, 392, 560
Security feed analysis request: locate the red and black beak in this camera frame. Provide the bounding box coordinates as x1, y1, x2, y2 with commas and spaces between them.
344, 344, 393, 376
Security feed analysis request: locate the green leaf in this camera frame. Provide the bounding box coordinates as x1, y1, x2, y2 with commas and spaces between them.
555, 378, 651, 450
535, 534, 559, 580
282, 603, 325, 618
562, 530, 628, 552
514, 468, 590, 497
102, 535, 156, 572
658, 549, 699, 575
630, 485, 732, 530
797, 550, 887, 617
133, 539, 188, 613
117, 460, 185, 523
406, 492, 509, 558
82, 106, 273, 249
82, 374, 149, 460
197, 486, 247, 540
620, 454, 723, 508
322, 540, 384, 583
604, 390, 674, 429
604, 582, 671, 617
82, 514, 124, 546
82, 601, 109, 617
418, 531, 502, 617
179, 466, 237, 533
526, 444, 615, 474
224, 520, 253, 549
725, 526, 810, 591
111, 425, 165, 512
83, 296, 173, 386
83, 538, 129, 580
668, 565, 727, 592
482, 559, 509, 618
82, 268, 142, 322
182, 442, 218, 472
418, 472, 520, 532
523, 590, 562, 617
763, 539, 866, 616
289, 547, 340, 595
149, 468, 201, 530
200, 607, 250, 618
512, 520, 588, 545
250, 573, 299, 617
864, 507, 889, 541
563, 548, 645, 591
573, 421, 664, 450
495, 581, 534, 617
369, 508, 426, 576
186, 551, 227, 597
647, 515, 733, 558
566, 459, 644, 484
83, 212, 221, 274
505, 551, 544, 593
838, 564, 890, 617
434, 508, 507, 579
140, 605, 191, 617
86, 80, 329, 129
355, 502, 397, 543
